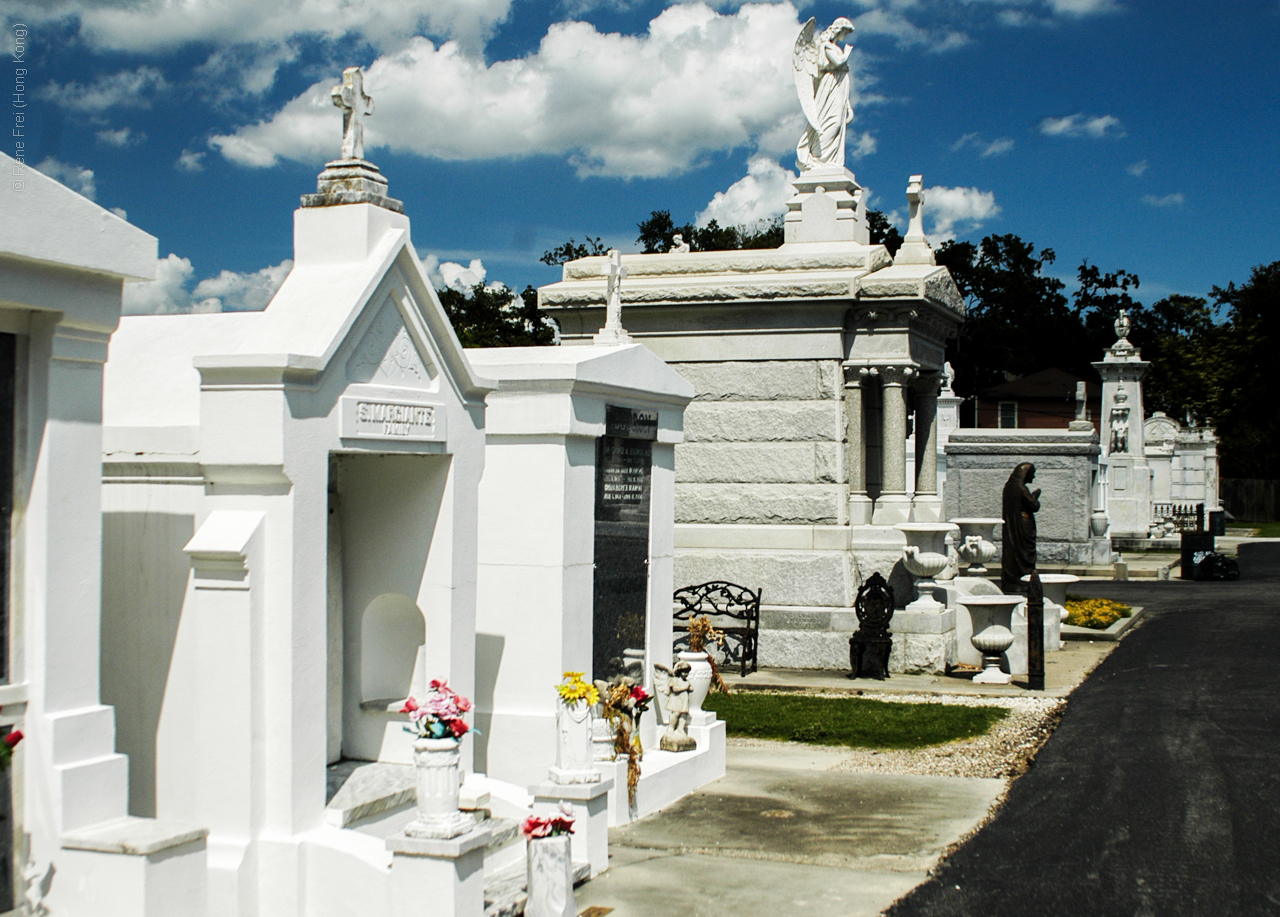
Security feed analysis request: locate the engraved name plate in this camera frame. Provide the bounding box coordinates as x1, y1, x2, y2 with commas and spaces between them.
340, 396, 447, 442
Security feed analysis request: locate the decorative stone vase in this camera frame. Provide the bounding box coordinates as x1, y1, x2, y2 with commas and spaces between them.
958, 596, 1023, 685
405, 737, 476, 839
1089, 509, 1109, 538
677, 651, 713, 716
591, 711, 616, 762
551, 699, 601, 784
896, 523, 960, 612
526, 834, 575, 917
950, 518, 1002, 574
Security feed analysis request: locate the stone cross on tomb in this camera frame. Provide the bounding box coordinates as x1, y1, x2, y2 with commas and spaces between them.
592, 249, 633, 345
332, 67, 374, 161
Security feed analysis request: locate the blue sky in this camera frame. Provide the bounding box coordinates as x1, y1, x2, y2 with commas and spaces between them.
8, 0, 1279, 313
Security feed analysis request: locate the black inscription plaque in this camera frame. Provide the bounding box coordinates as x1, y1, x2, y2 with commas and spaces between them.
593, 407, 654, 681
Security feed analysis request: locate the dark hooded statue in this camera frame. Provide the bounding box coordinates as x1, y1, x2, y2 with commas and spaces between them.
1001, 462, 1041, 593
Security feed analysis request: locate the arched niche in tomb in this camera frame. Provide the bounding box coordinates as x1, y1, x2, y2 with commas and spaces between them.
359, 592, 426, 705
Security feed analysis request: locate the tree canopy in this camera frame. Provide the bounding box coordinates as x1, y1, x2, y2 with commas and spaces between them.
436, 282, 556, 348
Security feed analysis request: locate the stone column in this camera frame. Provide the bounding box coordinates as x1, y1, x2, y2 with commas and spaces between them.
872, 365, 915, 525
844, 366, 873, 525
911, 373, 942, 522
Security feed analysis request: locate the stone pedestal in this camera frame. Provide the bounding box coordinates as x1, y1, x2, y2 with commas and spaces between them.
387, 826, 491, 917
782, 167, 869, 245
531, 777, 614, 878
301, 158, 403, 212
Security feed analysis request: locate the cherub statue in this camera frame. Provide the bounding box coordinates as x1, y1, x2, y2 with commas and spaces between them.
668, 233, 691, 253
793, 17, 856, 171
652, 662, 696, 752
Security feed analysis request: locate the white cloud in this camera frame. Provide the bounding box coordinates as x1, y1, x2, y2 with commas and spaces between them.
123, 254, 196, 314
35, 157, 96, 199
95, 126, 145, 147
951, 132, 1014, 157
422, 254, 488, 294
923, 185, 1000, 241
1038, 112, 1124, 138
194, 42, 302, 100
176, 150, 207, 172
852, 8, 970, 51
1045, 0, 1120, 14
1142, 192, 1184, 208
122, 254, 292, 314
38, 66, 168, 112
1126, 159, 1148, 176
211, 3, 846, 179
14, 0, 512, 57
192, 260, 294, 311
111, 207, 128, 220
696, 154, 795, 227
849, 131, 878, 159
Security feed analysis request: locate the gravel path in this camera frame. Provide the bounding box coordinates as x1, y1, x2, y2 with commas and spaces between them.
727, 693, 1067, 779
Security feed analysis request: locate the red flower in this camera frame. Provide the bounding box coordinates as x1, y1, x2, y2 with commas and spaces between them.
630, 686, 650, 702
400, 698, 418, 714
3, 730, 20, 749
446, 718, 469, 738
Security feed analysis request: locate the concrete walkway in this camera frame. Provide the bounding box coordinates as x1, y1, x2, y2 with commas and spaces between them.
575, 743, 1005, 917
576, 638, 1122, 915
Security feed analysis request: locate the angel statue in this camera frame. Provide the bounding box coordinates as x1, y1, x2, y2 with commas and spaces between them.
652, 662, 696, 752
793, 17, 856, 171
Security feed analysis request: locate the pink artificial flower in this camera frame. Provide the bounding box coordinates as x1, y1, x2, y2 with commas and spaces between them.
401, 698, 419, 714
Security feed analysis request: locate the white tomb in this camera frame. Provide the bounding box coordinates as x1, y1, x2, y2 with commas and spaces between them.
0, 152, 208, 916
467, 343, 724, 830
1092, 311, 1153, 539
101, 133, 504, 912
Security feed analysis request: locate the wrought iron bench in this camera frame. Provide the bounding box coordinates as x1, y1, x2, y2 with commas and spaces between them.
1152, 502, 1205, 533
672, 581, 761, 677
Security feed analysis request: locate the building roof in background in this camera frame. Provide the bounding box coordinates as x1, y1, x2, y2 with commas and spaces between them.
979, 368, 1101, 401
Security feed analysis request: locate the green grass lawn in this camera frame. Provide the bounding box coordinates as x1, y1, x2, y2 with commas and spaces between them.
702, 692, 1008, 750
1228, 522, 1280, 537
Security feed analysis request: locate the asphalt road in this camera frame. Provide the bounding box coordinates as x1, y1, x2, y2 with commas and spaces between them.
887, 542, 1280, 917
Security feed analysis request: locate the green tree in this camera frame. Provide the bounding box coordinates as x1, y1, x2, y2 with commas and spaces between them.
935, 234, 1079, 396
437, 282, 557, 347
540, 236, 609, 267
867, 210, 903, 257
1207, 260, 1280, 477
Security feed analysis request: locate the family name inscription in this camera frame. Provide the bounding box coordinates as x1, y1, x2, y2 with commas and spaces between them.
593, 406, 656, 680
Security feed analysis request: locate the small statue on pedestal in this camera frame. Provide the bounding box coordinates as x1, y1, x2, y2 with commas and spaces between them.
652, 661, 696, 752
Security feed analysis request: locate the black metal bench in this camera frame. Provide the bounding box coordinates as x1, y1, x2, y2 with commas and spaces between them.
672, 581, 761, 677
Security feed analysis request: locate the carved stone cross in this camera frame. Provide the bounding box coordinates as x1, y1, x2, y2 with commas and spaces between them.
605, 249, 627, 328
331, 67, 374, 161
592, 249, 633, 345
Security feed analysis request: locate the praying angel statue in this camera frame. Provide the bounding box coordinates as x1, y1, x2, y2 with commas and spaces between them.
332, 67, 374, 161
793, 17, 856, 171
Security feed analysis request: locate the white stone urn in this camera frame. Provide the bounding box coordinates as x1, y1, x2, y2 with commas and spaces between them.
896, 522, 960, 612
526, 834, 576, 917
958, 596, 1023, 685
405, 737, 476, 839
551, 699, 601, 784
677, 651, 713, 716
1089, 509, 1109, 538
1023, 573, 1079, 625
950, 518, 1002, 574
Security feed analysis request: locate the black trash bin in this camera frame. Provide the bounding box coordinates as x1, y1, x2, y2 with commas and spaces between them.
1209, 510, 1226, 536
1181, 532, 1216, 580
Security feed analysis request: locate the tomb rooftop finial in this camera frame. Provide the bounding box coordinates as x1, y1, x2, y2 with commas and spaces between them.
300, 66, 403, 212
893, 174, 936, 265
592, 250, 633, 346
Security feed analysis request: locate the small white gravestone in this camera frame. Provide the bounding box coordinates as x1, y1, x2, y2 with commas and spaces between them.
592, 249, 633, 345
